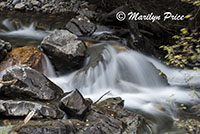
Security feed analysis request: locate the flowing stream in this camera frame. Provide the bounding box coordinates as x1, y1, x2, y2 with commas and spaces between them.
0, 16, 200, 134
0, 19, 50, 40
50, 44, 200, 134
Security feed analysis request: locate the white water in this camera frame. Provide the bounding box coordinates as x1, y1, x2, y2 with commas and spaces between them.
49, 44, 200, 133
42, 55, 56, 77
0, 19, 199, 132
0, 19, 50, 40
148, 57, 200, 87
0, 54, 56, 78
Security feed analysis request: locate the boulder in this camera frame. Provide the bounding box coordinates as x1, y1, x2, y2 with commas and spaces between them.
40, 29, 86, 72
59, 89, 92, 120
17, 120, 79, 134
0, 100, 64, 119
17, 97, 152, 134
85, 97, 152, 134
14, 2, 26, 10
0, 46, 46, 73
0, 66, 63, 101
30, 0, 40, 6
0, 39, 12, 63
65, 15, 96, 36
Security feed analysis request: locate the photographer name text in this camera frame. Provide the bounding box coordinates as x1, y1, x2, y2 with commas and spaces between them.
116, 11, 185, 22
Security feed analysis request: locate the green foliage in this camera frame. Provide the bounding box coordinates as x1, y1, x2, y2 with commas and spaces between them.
181, 0, 200, 6
160, 28, 200, 70
0, 123, 12, 134
174, 119, 200, 134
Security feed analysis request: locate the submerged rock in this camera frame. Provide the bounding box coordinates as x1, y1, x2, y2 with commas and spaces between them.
0, 46, 46, 73
40, 29, 86, 72
0, 100, 63, 119
0, 39, 12, 63
59, 89, 92, 120
0, 66, 63, 101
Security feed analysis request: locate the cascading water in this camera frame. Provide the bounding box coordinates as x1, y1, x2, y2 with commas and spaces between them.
0, 19, 50, 40
50, 43, 200, 134
0, 18, 198, 133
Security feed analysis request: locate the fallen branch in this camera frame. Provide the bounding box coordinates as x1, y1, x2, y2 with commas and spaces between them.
94, 91, 110, 105
9, 111, 35, 134
0, 79, 18, 86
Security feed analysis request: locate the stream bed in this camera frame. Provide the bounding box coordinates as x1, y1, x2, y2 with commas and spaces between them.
0, 10, 200, 134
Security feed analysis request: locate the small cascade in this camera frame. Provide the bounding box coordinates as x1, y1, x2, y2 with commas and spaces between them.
42, 54, 56, 77
0, 19, 50, 40
50, 44, 200, 133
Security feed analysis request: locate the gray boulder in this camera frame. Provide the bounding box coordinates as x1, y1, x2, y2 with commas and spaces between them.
18, 97, 153, 134
0, 66, 63, 101
14, 2, 26, 10
40, 29, 86, 72
66, 15, 96, 36
59, 89, 92, 120
0, 100, 64, 119
0, 39, 12, 63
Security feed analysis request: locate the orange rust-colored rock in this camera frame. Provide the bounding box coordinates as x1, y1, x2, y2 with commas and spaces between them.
85, 41, 128, 53
112, 45, 127, 53
0, 46, 45, 73
85, 41, 94, 47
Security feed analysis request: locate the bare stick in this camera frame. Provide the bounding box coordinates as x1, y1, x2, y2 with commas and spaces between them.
0, 79, 18, 86
94, 91, 111, 105
10, 111, 35, 134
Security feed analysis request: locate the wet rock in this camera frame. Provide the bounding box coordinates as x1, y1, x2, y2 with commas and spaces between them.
12, 0, 21, 5
85, 97, 152, 134
0, 66, 63, 101
0, 2, 7, 8
0, 100, 63, 119
17, 97, 152, 134
17, 120, 78, 134
0, 39, 12, 63
30, 0, 40, 6
66, 15, 96, 36
40, 29, 86, 72
14, 2, 26, 10
59, 89, 92, 120
0, 46, 46, 73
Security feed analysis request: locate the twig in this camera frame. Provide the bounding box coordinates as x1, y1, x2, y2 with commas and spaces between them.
193, 6, 200, 20
0, 79, 18, 86
9, 111, 35, 134
93, 91, 111, 105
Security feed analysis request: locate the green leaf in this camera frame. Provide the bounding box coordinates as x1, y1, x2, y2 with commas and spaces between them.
184, 14, 192, 19
180, 28, 188, 35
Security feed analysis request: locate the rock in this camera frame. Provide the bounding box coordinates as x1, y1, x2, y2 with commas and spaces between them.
14, 2, 26, 10
0, 100, 63, 119
85, 97, 152, 134
30, 0, 40, 6
66, 15, 96, 36
0, 39, 12, 63
0, 66, 63, 101
40, 29, 86, 72
59, 89, 92, 120
17, 120, 79, 134
17, 97, 152, 134
12, 0, 21, 5
0, 2, 7, 8
0, 46, 46, 73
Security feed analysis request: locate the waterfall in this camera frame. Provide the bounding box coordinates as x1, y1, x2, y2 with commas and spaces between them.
50, 44, 200, 133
